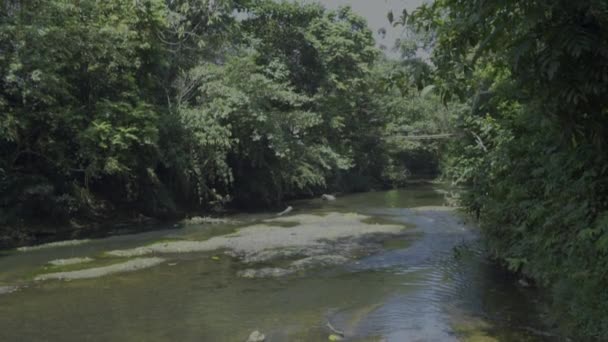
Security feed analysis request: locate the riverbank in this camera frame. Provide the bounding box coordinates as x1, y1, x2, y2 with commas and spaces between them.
1, 181, 445, 251
0, 214, 163, 251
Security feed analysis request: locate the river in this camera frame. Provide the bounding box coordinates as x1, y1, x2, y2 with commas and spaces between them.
0, 184, 559, 341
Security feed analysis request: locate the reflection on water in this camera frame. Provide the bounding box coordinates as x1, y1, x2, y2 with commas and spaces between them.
0, 184, 559, 341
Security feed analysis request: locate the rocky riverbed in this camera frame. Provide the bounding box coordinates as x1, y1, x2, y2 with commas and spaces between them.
101, 212, 408, 279
1, 212, 409, 287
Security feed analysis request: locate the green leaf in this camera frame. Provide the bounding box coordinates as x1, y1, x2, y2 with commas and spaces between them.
420, 85, 436, 98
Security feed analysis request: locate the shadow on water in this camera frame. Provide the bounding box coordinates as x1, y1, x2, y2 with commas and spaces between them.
0, 184, 561, 341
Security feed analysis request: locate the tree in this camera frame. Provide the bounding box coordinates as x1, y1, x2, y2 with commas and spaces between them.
0, 0, 168, 219
410, 0, 608, 337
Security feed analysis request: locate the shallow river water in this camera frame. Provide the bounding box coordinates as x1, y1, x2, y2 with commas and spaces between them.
0, 185, 559, 341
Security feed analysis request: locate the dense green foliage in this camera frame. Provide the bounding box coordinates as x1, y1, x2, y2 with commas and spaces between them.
409, 0, 608, 338
4, 0, 608, 337
0, 0, 445, 244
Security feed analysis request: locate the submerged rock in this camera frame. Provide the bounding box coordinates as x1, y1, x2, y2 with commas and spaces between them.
35, 257, 165, 281
235, 245, 329, 264
411, 206, 456, 212
238, 255, 350, 279
48, 257, 94, 267
291, 255, 349, 269
238, 267, 294, 279
246, 330, 266, 342
327, 321, 345, 337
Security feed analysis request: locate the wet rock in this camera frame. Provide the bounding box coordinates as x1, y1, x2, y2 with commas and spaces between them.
48, 257, 94, 267
0, 285, 18, 295
321, 194, 336, 201
246, 330, 266, 342
182, 216, 230, 225
17, 239, 91, 252
35, 257, 165, 281
276, 206, 293, 216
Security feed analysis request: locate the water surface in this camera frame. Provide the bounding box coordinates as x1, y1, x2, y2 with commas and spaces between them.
0, 185, 558, 341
